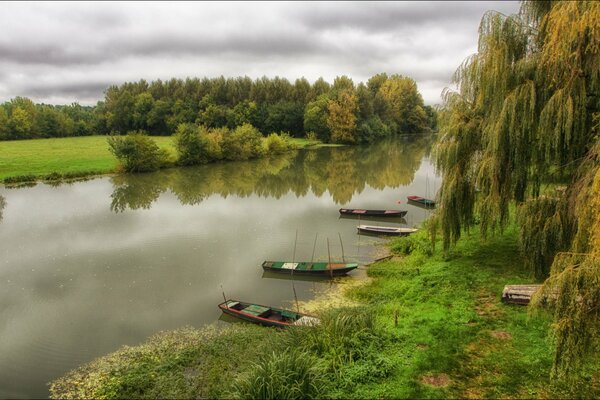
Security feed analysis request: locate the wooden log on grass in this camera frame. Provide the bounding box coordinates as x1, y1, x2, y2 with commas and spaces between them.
501, 284, 542, 305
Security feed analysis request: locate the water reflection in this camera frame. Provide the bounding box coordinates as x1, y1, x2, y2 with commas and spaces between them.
0, 195, 5, 222
110, 135, 433, 212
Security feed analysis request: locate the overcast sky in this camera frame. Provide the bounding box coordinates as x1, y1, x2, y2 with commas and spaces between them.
0, 1, 520, 106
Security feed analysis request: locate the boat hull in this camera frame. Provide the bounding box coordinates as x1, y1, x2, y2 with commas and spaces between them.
406, 196, 435, 208
357, 225, 418, 236
339, 208, 408, 218
262, 261, 358, 276
218, 300, 319, 328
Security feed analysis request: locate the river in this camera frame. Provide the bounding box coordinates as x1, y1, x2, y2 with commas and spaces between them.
0, 135, 440, 398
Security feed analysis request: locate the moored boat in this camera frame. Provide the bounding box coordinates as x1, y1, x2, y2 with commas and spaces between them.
262, 260, 359, 276
339, 208, 408, 218
357, 225, 418, 236
218, 299, 320, 327
406, 195, 435, 208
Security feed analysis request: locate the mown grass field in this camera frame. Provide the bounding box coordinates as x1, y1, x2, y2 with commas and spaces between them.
0, 136, 322, 182
49, 222, 600, 399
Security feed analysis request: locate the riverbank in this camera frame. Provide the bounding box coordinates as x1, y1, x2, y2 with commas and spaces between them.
50, 222, 599, 399
0, 135, 330, 184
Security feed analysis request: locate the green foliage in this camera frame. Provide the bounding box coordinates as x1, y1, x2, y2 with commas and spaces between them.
303, 94, 331, 142
221, 123, 265, 161
517, 196, 574, 278
532, 253, 600, 381
232, 349, 324, 400
391, 230, 433, 256
434, 0, 600, 381
327, 90, 358, 144
174, 123, 209, 166
107, 131, 169, 172
379, 75, 429, 134
357, 115, 390, 143
264, 133, 292, 154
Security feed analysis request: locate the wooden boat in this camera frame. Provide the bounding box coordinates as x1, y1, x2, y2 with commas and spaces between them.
357, 225, 418, 236
218, 299, 320, 327
406, 195, 435, 208
339, 208, 408, 218
262, 260, 359, 276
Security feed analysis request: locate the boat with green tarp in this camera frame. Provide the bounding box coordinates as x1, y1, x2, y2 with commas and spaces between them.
261, 260, 359, 276
218, 299, 320, 327
407, 195, 435, 208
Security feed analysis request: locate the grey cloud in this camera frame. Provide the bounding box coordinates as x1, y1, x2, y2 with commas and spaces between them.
0, 1, 521, 105
19, 81, 109, 100
294, 1, 520, 33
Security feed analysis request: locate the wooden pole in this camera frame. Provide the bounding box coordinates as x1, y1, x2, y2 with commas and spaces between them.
311, 232, 318, 263
327, 237, 333, 278
292, 229, 298, 263
292, 229, 300, 313
338, 232, 345, 263
220, 284, 228, 309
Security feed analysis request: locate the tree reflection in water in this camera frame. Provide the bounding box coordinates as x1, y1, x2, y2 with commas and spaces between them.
109, 135, 434, 212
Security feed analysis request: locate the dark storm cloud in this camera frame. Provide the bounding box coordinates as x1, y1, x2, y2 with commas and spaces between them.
0, 1, 521, 105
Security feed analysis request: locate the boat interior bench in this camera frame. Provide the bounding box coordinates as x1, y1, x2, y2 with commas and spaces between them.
242, 304, 271, 316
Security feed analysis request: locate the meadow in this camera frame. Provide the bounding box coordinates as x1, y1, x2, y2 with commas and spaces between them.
0, 135, 321, 182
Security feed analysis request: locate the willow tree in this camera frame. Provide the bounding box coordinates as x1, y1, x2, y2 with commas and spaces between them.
434, 0, 600, 378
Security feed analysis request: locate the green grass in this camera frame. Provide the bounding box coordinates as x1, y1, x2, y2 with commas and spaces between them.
49, 222, 600, 399
0, 136, 176, 181
0, 136, 330, 183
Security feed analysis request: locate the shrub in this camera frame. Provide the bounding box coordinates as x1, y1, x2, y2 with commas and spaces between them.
232, 349, 324, 400
174, 123, 208, 166
390, 230, 433, 256
221, 123, 264, 161
204, 127, 226, 161
264, 133, 292, 154
305, 131, 318, 142
107, 131, 168, 173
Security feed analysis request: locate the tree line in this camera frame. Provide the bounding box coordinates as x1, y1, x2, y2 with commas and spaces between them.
0, 74, 437, 143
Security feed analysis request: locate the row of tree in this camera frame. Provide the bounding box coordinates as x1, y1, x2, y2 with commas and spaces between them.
0, 97, 98, 140
434, 1, 599, 380
0, 74, 437, 143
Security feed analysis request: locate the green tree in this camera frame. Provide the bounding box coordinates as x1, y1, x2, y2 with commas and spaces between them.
433, 0, 600, 378
133, 92, 155, 131
327, 91, 358, 144
304, 94, 331, 142
379, 75, 428, 134
108, 131, 169, 172
9, 107, 34, 139
221, 123, 264, 160
0, 107, 9, 140
174, 123, 209, 166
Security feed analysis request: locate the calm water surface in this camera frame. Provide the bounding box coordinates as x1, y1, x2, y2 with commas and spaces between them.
0, 136, 440, 398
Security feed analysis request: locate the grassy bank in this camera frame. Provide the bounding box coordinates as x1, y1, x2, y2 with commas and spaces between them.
0, 136, 324, 183
49, 223, 600, 399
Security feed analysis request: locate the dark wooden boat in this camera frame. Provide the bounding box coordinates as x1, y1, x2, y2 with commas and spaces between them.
357, 225, 418, 236
339, 208, 408, 218
218, 299, 320, 327
262, 261, 358, 276
406, 195, 435, 208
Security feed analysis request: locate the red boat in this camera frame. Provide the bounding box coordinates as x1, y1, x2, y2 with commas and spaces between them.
339, 208, 408, 218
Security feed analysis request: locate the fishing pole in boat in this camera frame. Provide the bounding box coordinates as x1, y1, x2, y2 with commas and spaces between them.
327, 237, 333, 279
220, 284, 228, 309
338, 232, 345, 263
311, 232, 318, 263
291, 229, 300, 313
